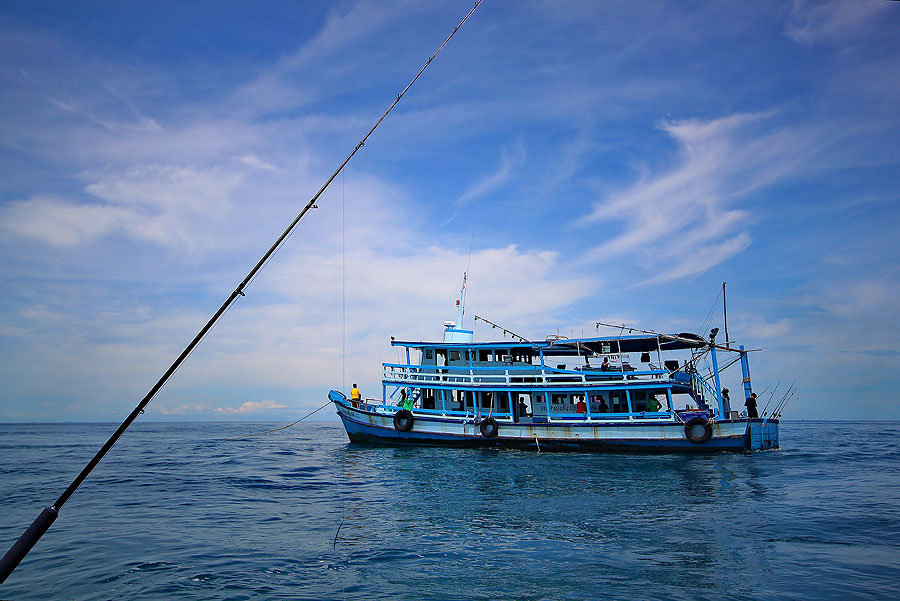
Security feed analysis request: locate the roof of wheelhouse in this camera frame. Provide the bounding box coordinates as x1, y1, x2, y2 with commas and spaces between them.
390, 333, 707, 355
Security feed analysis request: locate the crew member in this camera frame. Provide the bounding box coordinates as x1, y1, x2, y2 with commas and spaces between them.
745, 392, 759, 418
398, 389, 414, 410
351, 383, 361, 407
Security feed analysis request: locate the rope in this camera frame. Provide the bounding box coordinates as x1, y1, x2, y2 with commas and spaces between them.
695, 287, 723, 337
222, 400, 332, 440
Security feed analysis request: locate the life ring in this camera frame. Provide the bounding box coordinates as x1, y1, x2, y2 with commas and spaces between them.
479, 417, 499, 438
684, 417, 712, 444
393, 409, 414, 432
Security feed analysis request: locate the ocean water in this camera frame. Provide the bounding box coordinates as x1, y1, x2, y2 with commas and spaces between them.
1, 421, 898, 600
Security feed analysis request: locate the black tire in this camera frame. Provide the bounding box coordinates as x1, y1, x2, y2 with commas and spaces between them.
684, 417, 713, 444
393, 409, 414, 432
479, 417, 499, 438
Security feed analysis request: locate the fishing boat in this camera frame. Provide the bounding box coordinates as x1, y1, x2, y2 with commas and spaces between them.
329, 286, 779, 452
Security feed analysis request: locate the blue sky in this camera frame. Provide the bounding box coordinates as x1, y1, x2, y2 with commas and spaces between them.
0, 0, 898, 422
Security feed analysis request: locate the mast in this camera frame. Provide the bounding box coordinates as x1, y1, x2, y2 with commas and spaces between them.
457, 272, 467, 329
723, 281, 729, 348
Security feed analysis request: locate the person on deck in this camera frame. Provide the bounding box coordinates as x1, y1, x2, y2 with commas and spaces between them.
575, 397, 587, 413
647, 395, 661, 412
600, 357, 610, 371
517, 397, 529, 418
745, 393, 759, 418
351, 383, 361, 407
398, 389, 414, 411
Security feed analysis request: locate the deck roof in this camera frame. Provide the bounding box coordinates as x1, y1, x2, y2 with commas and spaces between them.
391, 333, 706, 354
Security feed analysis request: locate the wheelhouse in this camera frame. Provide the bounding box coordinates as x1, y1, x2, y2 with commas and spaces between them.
381, 332, 724, 424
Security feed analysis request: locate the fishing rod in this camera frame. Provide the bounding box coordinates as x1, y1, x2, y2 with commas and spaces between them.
0, 0, 484, 584
773, 385, 797, 418
775, 381, 796, 415
760, 381, 780, 416
765, 380, 793, 417
775, 393, 795, 418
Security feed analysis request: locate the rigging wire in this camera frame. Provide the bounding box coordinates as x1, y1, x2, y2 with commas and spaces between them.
460, 234, 474, 323
0, 0, 485, 584
695, 287, 724, 338
221, 401, 332, 441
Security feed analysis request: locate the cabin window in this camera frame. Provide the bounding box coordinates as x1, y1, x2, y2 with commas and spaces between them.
480, 391, 493, 409
436, 349, 447, 366
589, 394, 609, 413
610, 392, 623, 413
449, 350, 461, 362
644, 389, 667, 411
496, 349, 510, 362
478, 349, 491, 362
632, 390, 648, 412
425, 349, 433, 360
551, 393, 568, 405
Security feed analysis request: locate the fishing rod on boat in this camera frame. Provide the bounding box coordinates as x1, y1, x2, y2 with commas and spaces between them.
0, 1, 485, 584
774, 393, 796, 418
760, 381, 781, 416
768, 381, 795, 417
772, 384, 796, 418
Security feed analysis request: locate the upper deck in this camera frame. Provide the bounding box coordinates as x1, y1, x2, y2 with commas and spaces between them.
384, 333, 707, 392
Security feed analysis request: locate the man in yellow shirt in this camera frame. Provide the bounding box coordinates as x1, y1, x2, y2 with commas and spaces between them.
351, 383, 361, 407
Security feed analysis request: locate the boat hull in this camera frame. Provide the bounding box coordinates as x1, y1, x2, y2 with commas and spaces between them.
333, 400, 779, 452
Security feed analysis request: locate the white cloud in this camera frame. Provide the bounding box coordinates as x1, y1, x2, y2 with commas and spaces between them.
1, 166, 243, 253
157, 403, 210, 416
580, 112, 814, 283
215, 399, 288, 415
457, 139, 526, 206
785, 0, 891, 45
240, 154, 278, 171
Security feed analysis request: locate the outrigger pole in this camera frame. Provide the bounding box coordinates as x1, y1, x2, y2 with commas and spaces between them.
0, 0, 484, 584
594, 320, 758, 354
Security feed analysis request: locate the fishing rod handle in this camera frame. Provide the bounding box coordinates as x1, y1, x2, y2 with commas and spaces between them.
0, 506, 58, 584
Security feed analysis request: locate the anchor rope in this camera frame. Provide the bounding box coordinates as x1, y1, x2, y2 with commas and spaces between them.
221, 400, 332, 441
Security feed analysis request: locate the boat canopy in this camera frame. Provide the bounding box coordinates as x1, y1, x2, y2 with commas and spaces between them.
391, 332, 706, 355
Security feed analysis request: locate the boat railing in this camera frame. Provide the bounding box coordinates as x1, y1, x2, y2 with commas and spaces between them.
366, 401, 673, 423
382, 363, 668, 387
371, 403, 514, 420
544, 411, 672, 422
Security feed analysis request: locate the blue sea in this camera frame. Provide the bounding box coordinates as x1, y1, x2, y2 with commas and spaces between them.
1, 421, 898, 600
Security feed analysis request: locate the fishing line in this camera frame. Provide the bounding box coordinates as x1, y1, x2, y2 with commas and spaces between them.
0, 0, 485, 583
342, 169, 347, 394
222, 401, 332, 441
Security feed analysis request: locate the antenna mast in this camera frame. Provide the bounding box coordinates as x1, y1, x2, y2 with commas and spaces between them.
723, 282, 729, 348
